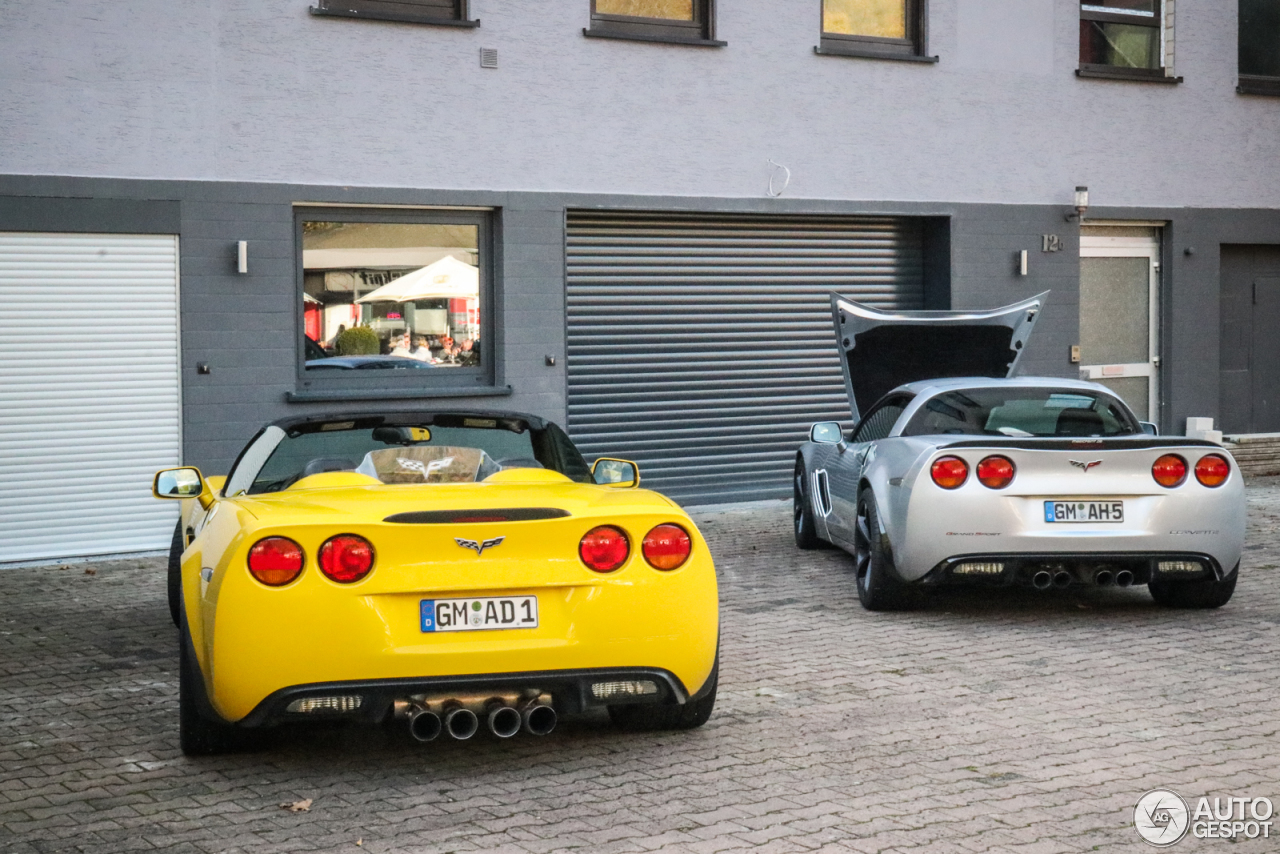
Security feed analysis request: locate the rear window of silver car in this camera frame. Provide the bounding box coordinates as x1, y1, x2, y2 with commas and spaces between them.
901, 389, 1139, 438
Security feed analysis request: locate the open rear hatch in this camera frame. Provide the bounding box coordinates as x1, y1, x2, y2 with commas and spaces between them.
831, 291, 1048, 419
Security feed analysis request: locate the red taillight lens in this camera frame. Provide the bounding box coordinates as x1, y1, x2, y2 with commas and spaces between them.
318, 534, 375, 583
930, 456, 969, 489
976, 455, 1016, 489
579, 525, 629, 573
247, 536, 304, 586
642, 524, 692, 571
1152, 454, 1188, 488
1194, 454, 1230, 488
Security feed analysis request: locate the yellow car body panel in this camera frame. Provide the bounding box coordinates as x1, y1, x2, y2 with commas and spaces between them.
179, 474, 718, 723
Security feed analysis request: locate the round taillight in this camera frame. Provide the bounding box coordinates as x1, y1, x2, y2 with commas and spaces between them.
1194, 454, 1230, 488
318, 534, 375, 583
976, 455, 1016, 489
247, 537, 304, 586
930, 456, 969, 489
579, 525, 629, 573
642, 524, 692, 571
1152, 454, 1188, 488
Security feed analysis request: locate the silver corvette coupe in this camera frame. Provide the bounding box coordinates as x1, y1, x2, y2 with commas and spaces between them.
794, 293, 1245, 611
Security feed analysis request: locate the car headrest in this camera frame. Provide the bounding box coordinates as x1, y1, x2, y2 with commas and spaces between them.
1055, 407, 1104, 436
301, 457, 357, 476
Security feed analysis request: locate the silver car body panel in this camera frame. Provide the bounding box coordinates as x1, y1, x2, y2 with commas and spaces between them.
801, 378, 1245, 585
833, 291, 1047, 420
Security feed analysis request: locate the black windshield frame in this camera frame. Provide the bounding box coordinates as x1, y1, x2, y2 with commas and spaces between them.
223, 411, 594, 495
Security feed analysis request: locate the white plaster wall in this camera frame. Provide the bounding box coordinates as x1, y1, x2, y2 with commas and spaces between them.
0, 0, 1275, 208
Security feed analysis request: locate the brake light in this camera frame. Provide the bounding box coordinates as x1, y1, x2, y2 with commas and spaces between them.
976, 455, 1016, 489
318, 534, 375, 583
579, 525, 629, 573
930, 456, 969, 489
1194, 454, 1230, 487
642, 524, 692, 571
1152, 454, 1188, 488
247, 537, 304, 586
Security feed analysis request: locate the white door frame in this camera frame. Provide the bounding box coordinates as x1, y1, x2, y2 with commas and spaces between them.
1079, 234, 1161, 422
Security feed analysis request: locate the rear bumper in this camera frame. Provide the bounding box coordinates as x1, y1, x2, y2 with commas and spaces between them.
235, 666, 701, 729
917, 551, 1235, 587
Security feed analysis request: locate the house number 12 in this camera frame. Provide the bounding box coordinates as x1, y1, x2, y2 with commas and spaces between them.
1042, 234, 1062, 252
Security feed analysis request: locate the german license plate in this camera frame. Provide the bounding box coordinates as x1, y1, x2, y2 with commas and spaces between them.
420, 596, 538, 633
1044, 500, 1124, 523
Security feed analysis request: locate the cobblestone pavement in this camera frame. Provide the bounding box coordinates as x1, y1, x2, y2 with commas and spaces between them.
3, 484, 1280, 854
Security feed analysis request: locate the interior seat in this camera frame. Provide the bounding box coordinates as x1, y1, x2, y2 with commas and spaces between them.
1055, 408, 1104, 436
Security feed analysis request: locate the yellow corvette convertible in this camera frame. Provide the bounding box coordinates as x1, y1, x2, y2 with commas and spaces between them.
153, 410, 718, 755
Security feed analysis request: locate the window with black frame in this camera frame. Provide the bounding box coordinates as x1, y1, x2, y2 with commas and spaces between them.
296, 211, 494, 396
584, 0, 722, 46
309, 0, 477, 27
817, 0, 931, 61
1240, 0, 1280, 95
1078, 1, 1173, 81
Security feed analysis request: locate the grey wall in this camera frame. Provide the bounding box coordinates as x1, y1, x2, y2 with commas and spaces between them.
2, 173, 1278, 476
2, 1, 1277, 209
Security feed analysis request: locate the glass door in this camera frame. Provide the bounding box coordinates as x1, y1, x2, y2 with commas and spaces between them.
1079, 230, 1160, 422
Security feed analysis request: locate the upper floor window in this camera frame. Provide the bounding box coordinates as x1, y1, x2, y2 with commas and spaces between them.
1239, 0, 1280, 95
584, 0, 723, 46
1078, 1, 1178, 82
310, 0, 479, 28
816, 0, 934, 63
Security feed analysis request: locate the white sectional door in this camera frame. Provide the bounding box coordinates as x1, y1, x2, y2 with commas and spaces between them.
0, 233, 182, 564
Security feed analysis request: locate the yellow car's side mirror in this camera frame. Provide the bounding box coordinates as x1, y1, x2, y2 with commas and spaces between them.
592, 458, 640, 489
153, 466, 215, 509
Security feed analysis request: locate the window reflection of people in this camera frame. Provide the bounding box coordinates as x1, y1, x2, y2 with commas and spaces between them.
389, 329, 412, 358
409, 335, 434, 362
459, 338, 479, 367
324, 324, 346, 350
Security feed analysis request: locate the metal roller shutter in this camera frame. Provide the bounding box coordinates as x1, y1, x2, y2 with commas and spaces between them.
0, 233, 181, 564
566, 211, 924, 504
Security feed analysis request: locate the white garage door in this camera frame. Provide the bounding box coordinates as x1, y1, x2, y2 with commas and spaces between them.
0, 233, 182, 564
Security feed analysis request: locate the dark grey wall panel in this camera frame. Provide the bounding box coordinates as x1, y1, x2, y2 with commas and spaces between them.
564, 210, 925, 504
0, 196, 179, 234
3, 174, 1279, 479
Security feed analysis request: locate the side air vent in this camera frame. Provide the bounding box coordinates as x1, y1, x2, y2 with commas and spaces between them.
384, 508, 572, 524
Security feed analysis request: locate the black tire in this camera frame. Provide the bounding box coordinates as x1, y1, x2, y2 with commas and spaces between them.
167, 521, 184, 628
793, 457, 821, 550
1149, 571, 1237, 609
609, 655, 717, 731
853, 487, 915, 611
179, 624, 259, 756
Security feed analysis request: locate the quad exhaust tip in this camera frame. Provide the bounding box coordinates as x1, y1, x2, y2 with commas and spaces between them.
523, 704, 557, 736
398, 693, 555, 742
1052, 571, 1072, 589
1094, 569, 1114, 587
1032, 570, 1053, 590
444, 705, 480, 741
1115, 569, 1134, 588
408, 708, 442, 743
487, 703, 522, 739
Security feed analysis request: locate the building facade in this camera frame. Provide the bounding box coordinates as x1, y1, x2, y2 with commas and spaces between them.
2, 0, 1279, 562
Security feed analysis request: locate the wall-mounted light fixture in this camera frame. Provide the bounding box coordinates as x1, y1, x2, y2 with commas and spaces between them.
1016, 249, 1029, 276
1065, 186, 1089, 222
237, 241, 248, 274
